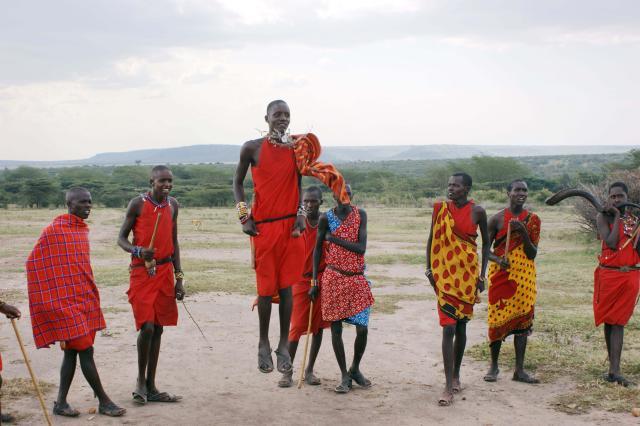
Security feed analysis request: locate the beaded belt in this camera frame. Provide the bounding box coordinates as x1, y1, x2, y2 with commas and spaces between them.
598, 264, 640, 272
327, 265, 364, 277
130, 256, 173, 270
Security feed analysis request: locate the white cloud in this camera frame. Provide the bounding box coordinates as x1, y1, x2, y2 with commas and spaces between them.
315, 0, 423, 20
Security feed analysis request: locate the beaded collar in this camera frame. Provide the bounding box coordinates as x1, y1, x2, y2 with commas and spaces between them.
141, 192, 170, 209
621, 213, 637, 237
266, 131, 295, 148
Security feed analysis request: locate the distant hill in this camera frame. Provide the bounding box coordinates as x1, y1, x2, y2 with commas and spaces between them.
0, 144, 636, 168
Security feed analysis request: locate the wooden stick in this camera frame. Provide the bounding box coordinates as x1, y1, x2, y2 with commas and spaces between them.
250, 237, 256, 270
145, 212, 162, 271
503, 221, 512, 262
621, 222, 640, 250
297, 300, 314, 389
11, 319, 52, 426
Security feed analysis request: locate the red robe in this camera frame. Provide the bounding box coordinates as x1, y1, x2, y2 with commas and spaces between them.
251, 139, 305, 296
289, 220, 330, 341
594, 217, 640, 326
26, 214, 105, 349
128, 194, 178, 331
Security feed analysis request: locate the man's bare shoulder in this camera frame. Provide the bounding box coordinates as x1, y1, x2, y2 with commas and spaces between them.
242, 138, 264, 150
472, 203, 487, 214
489, 208, 506, 222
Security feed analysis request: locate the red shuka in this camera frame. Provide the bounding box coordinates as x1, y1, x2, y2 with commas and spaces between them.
594, 218, 640, 326
27, 214, 105, 349
128, 194, 178, 331
251, 140, 305, 296
289, 221, 330, 341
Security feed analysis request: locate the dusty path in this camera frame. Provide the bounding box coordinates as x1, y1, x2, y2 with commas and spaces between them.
1, 288, 635, 425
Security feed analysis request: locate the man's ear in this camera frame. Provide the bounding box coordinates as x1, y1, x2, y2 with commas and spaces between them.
264, 114, 268, 123
149, 178, 154, 187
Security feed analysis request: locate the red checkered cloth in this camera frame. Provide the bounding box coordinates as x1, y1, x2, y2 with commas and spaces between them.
26, 213, 105, 349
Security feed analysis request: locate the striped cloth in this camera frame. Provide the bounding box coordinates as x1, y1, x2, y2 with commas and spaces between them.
26, 213, 105, 349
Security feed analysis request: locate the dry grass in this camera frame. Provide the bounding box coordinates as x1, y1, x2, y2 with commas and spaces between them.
1, 378, 54, 401
373, 294, 432, 315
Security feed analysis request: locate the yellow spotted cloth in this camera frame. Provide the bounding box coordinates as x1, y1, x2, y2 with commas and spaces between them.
431, 201, 479, 322
487, 211, 539, 342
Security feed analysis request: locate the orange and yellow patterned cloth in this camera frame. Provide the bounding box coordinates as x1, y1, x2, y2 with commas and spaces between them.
431, 201, 479, 323
487, 209, 540, 342
293, 133, 350, 204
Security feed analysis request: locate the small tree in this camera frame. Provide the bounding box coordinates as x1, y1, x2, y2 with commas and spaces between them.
574, 170, 640, 235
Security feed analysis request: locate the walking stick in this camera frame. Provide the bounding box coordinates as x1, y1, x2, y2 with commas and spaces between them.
297, 300, 314, 389
145, 212, 162, 275
10, 319, 52, 426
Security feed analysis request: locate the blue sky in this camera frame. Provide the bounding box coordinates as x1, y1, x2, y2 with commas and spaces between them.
1, 0, 639, 160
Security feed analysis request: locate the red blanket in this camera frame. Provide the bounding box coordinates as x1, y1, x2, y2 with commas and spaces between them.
26, 214, 105, 349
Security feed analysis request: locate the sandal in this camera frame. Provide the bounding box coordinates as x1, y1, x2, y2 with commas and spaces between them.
334, 376, 352, 394
452, 378, 464, 393
274, 348, 292, 374
1, 413, 16, 423
348, 368, 371, 388
438, 391, 454, 407
278, 371, 294, 388
147, 391, 182, 402
98, 402, 127, 417
258, 347, 274, 373
603, 373, 636, 387
132, 390, 147, 405
483, 368, 499, 382
53, 401, 80, 417
512, 371, 540, 384
304, 372, 322, 386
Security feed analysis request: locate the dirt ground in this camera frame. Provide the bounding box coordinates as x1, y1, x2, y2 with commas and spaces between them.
0, 208, 638, 425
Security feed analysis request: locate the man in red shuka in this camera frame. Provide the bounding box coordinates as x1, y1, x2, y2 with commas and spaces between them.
594, 181, 640, 387
279, 186, 330, 387
27, 188, 125, 418
233, 100, 306, 383
118, 166, 185, 404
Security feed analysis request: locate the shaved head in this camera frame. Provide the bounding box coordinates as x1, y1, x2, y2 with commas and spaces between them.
304, 186, 323, 200
65, 187, 90, 203
266, 99, 287, 114
151, 165, 171, 177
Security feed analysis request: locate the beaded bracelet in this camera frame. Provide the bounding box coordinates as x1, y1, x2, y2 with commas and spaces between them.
132, 246, 143, 258
174, 270, 185, 280
236, 201, 249, 223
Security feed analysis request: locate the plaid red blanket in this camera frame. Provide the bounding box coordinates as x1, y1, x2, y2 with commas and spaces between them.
26, 213, 105, 349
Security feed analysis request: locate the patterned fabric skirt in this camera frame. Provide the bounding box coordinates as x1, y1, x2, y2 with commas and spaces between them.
321, 269, 374, 326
